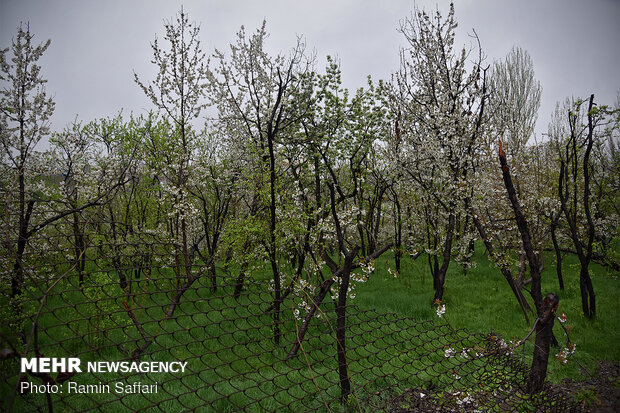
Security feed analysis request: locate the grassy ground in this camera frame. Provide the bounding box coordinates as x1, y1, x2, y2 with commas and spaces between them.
4, 272, 537, 412
2, 245, 617, 411
353, 244, 620, 384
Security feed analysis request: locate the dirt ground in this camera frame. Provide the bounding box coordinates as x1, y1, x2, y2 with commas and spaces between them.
381, 361, 620, 412
551, 361, 620, 412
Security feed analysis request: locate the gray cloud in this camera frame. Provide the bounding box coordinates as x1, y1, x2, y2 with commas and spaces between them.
1, 0, 618, 146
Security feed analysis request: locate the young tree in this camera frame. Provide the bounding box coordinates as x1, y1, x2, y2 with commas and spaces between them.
134, 8, 210, 310
79, 114, 148, 290
1, 25, 130, 303
186, 131, 235, 292
392, 3, 488, 302
498, 141, 557, 394
282, 61, 393, 403
472, 46, 543, 322
552, 94, 619, 319
48, 120, 94, 285
1, 24, 55, 297
207, 21, 311, 342
489, 46, 541, 163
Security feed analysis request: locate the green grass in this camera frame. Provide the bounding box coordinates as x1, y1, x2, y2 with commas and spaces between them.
2, 246, 616, 411
353, 245, 620, 383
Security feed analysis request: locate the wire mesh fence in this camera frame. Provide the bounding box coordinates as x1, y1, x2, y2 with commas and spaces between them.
1, 218, 582, 412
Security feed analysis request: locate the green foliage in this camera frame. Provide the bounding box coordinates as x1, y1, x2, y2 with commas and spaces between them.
79, 272, 130, 348
572, 388, 600, 408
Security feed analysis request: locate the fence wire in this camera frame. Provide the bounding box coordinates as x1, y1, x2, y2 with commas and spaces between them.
1, 220, 582, 412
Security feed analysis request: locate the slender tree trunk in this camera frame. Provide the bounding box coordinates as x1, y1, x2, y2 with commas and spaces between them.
358, 225, 366, 257
550, 216, 564, 290
267, 128, 281, 344
335, 253, 355, 403
579, 260, 596, 319
393, 192, 402, 274
11, 234, 27, 298
371, 187, 386, 253
432, 210, 455, 303
165, 274, 199, 319
109, 215, 127, 290
267, 249, 306, 314
210, 261, 217, 292
73, 212, 86, 285
557, 94, 596, 319
472, 215, 531, 323
11, 183, 33, 298
499, 140, 555, 393
286, 278, 334, 360
233, 260, 249, 299
527, 293, 559, 393
286, 244, 392, 360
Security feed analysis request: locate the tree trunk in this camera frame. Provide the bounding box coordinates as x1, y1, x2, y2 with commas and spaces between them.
472, 215, 531, 323
579, 261, 596, 319
267, 127, 281, 344
108, 216, 127, 290
11, 199, 34, 298
335, 253, 355, 403
550, 216, 564, 290
210, 262, 217, 292
432, 211, 455, 303
393, 191, 402, 274
233, 261, 249, 299
558, 94, 596, 319
72, 212, 86, 285
527, 293, 559, 393
165, 274, 199, 319
498, 141, 542, 310
499, 140, 556, 393
286, 278, 334, 360
286, 244, 392, 361
11, 236, 27, 298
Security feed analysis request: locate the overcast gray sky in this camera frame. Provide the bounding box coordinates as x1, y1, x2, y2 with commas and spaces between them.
1, 0, 619, 147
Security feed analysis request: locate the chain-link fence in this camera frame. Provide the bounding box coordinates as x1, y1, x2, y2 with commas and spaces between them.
1, 220, 582, 412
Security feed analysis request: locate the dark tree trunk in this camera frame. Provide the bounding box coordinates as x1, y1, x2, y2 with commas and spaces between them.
73, 212, 86, 285
357, 225, 366, 257
432, 211, 455, 303
499, 140, 555, 393
11, 236, 27, 298
393, 190, 402, 274
579, 262, 596, 319
550, 215, 564, 290
267, 127, 281, 344
370, 186, 386, 254
498, 141, 542, 309
11, 171, 27, 298
165, 274, 199, 319
286, 244, 392, 361
210, 262, 217, 292
233, 261, 249, 299
108, 216, 127, 290
286, 278, 334, 361
265, 250, 306, 315
11, 199, 34, 298
528, 293, 559, 393
557, 94, 596, 319
335, 253, 355, 402
472, 215, 531, 324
